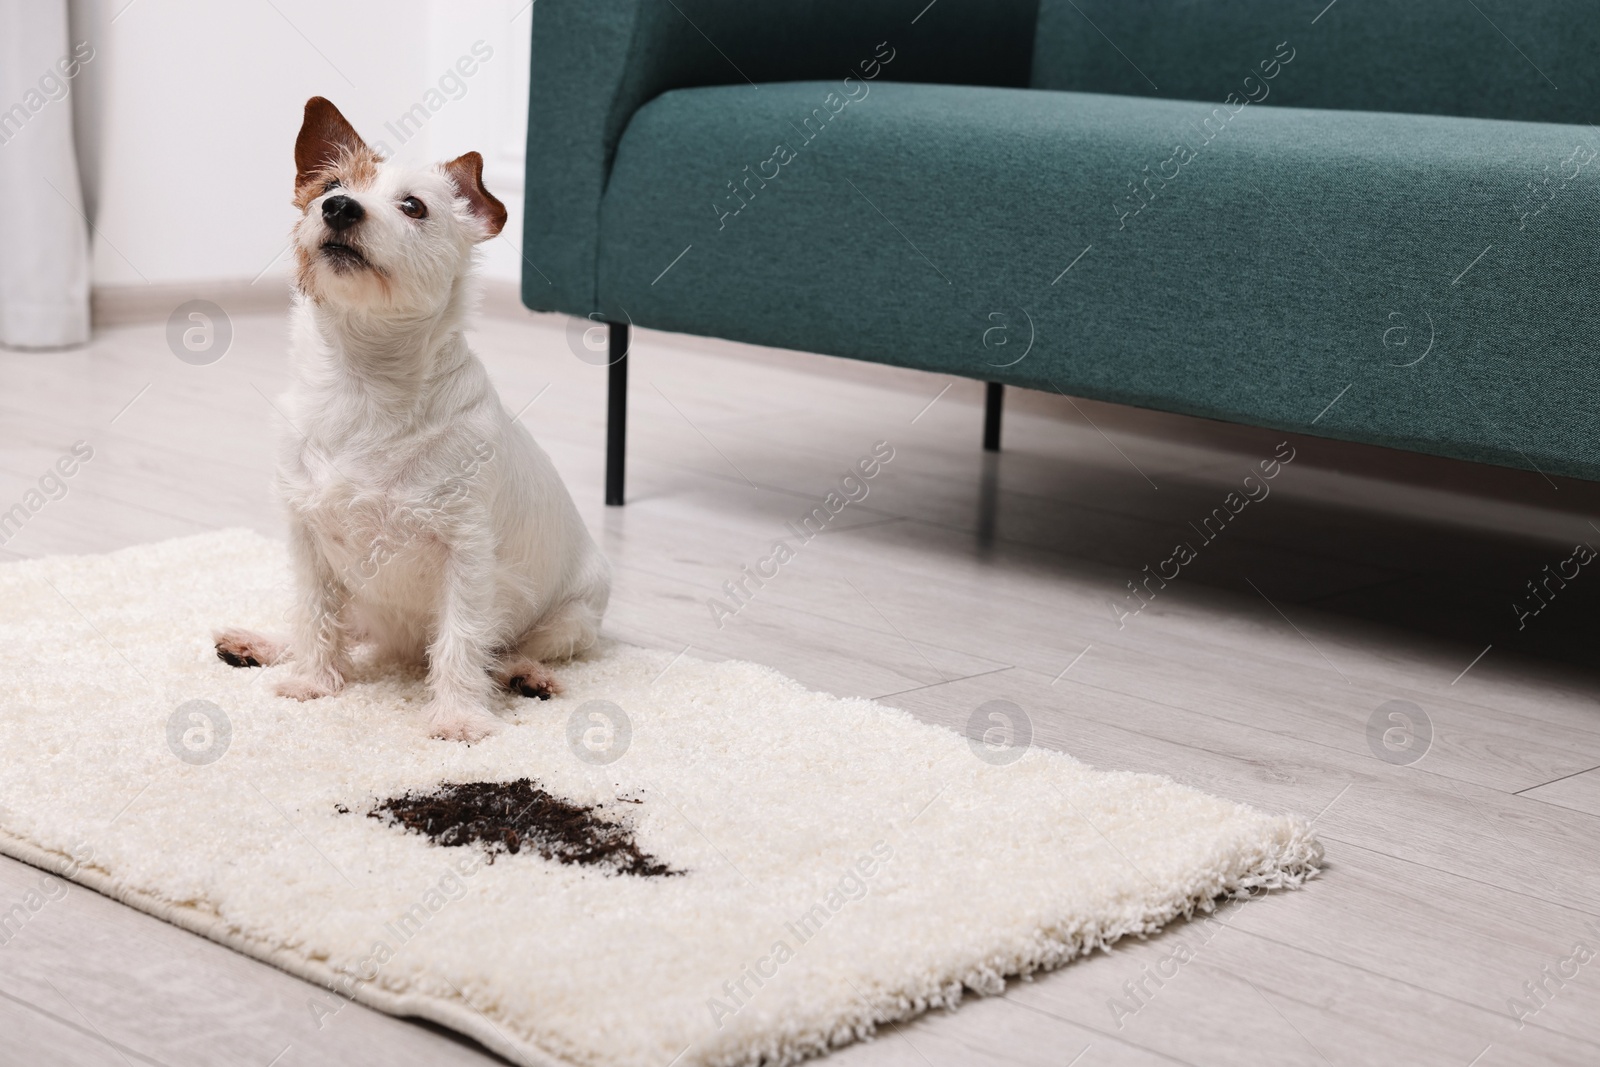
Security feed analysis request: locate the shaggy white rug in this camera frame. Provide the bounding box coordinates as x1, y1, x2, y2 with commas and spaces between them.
0, 531, 1321, 1067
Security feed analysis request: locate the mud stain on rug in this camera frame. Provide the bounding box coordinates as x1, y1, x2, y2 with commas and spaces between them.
366, 778, 681, 878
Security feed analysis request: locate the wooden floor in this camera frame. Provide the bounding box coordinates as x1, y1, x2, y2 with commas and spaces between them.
2, 301, 1599, 1067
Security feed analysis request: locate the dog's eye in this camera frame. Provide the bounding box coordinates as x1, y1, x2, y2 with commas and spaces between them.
400, 197, 427, 220
323, 178, 341, 193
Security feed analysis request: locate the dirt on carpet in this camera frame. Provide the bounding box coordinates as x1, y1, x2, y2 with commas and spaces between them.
365, 778, 680, 878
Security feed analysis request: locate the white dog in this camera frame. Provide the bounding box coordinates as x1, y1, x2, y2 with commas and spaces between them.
214, 97, 610, 743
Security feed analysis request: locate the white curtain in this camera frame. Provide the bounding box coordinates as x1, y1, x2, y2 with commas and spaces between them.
0, 0, 90, 349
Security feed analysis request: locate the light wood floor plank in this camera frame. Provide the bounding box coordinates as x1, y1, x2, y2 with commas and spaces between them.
1521, 768, 1600, 817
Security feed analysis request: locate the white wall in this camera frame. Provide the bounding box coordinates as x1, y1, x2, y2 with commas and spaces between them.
66, 0, 532, 288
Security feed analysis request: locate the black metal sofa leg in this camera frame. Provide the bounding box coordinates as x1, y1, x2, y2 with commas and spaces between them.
983, 381, 1004, 453
605, 322, 630, 506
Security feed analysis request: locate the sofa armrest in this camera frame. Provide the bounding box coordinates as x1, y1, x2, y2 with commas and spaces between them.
521, 0, 1040, 315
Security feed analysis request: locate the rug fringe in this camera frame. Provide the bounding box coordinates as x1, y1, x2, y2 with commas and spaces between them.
709, 818, 1323, 1067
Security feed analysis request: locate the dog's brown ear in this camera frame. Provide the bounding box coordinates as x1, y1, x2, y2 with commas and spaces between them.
295, 97, 369, 187
442, 151, 507, 240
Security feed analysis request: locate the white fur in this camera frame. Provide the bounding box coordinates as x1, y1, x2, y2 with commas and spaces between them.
227, 148, 609, 742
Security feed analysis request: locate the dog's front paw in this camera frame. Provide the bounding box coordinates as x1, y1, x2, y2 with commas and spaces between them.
273, 670, 344, 701
427, 704, 502, 744
214, 628, 288, 668
494, 657, 562, 701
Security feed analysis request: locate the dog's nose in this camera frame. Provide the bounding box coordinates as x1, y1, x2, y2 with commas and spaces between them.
322, 194, 364, 231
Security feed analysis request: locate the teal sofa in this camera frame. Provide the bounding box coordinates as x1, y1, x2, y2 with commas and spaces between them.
521, 0, 1600, 504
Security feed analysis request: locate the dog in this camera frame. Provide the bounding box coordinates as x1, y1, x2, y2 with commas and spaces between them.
213, 97, 610, 743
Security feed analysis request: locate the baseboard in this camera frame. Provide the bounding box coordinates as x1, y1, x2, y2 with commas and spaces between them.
91, 277, 532, 328
92, 279, 293, 328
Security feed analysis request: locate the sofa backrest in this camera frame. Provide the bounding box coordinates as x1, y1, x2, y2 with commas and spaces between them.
616, 0, 1042, 94
1031, 0, 1598, 125
524, 0, 1041, 317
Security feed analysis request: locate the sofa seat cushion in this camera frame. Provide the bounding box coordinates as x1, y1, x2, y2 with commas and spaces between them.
596, 81, 1600, 480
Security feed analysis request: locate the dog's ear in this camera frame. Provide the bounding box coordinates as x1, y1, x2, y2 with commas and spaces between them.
442, 151, 507, 240
295, 97, 369, 188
